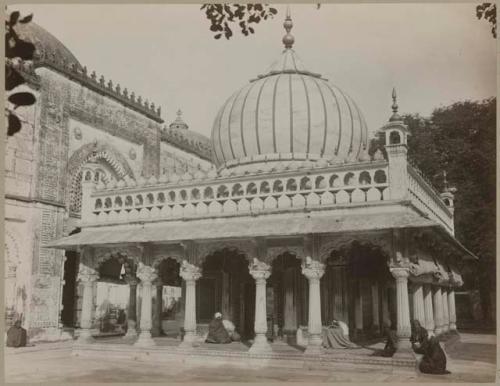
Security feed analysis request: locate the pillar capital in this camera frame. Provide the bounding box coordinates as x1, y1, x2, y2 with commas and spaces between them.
136, 263, 157, 284
78, 265, 98, 283
249, 258, 271, 282
390, 267, 409, 281
301, 256, 325, 282
124, 275, 139, 286
179, 260, 201, 282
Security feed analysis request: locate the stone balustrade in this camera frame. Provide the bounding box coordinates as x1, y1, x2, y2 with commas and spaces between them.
81, 162, 390, 225
407, 166, 454, 234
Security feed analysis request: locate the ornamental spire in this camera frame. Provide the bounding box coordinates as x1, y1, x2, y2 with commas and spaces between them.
389, 87, 402, 122
282, 6, 294, 49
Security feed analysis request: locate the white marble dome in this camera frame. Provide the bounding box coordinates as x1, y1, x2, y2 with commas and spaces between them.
211, 15, 369, 170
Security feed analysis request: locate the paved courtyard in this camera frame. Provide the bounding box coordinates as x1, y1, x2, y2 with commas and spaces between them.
4, 333, 498, 383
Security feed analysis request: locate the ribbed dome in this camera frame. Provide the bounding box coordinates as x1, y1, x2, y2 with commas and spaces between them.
211, 14, 368, 170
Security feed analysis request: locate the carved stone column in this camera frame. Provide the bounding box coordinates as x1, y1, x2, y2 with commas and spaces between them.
77, 268, 98, 343
371, 281, 380, 333
411, 282, 425, 326
354, 280, 363, 335
423, 284, 435, 336
390, 268, 412, 354
179, 260, 201, 347
248, 258, 272, 353
124, 277, 139, 338
301, 257, 325, 355
432, 286, 444, 335
134, 264, 157, 346
448, 288, 457, 331
441, 287, 450, 332
152, 279, 163, 336
381, 284, 391, 326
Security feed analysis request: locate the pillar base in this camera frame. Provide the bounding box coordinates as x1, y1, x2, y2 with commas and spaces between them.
304, 333, 323, 356
449, 323, 457, 331
248, 334, 272, 354
426, 329, 435, 337
134, 331, 155, 347
434, 327, 443, 336
124, 328, 138, 338
395, 336, 413, 358
76, 329, 94, 344
179, 331, 197, 348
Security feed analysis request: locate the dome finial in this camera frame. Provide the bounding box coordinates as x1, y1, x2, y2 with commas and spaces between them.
282, 5, 294, 49
389, 87, 402, 121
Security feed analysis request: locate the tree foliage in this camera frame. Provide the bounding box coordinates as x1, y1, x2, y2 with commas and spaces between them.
476, 3, 496, 38
201, 4, 277, 40
5, 11, 37, 136
404, 99, 496, 320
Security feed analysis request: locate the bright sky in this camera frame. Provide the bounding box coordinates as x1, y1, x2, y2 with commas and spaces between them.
14, 3, 496, 139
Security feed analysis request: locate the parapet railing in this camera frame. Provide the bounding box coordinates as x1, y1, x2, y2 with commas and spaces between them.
407, 165, 454, 234
81, 161, 391, 225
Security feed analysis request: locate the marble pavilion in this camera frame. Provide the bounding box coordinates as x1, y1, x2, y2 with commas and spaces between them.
48, 12, 474, 368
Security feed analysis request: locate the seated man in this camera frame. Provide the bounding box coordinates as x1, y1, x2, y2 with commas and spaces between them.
6, 320, 27, 348
372, 323, 397, 357
322, 319, 358, 349
414, 335, 450, 374
205, 312, 231, 344
222, 319, 241, 342
410, 319, 428, 350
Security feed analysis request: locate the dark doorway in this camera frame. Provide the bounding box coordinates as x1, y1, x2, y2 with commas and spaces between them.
61, 250, 78, 327
61, 228, 81, 327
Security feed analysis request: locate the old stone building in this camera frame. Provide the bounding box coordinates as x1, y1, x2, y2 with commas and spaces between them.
43, 12, 476, 371
4, 20, 212, 341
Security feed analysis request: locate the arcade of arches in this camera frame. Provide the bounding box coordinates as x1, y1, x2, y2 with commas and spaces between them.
69, 231, 461, 356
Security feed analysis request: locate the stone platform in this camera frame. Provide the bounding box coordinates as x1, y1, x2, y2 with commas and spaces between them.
71, 336, 416, 372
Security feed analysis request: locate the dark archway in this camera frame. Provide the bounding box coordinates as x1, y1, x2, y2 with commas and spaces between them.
269, 252, 308, 342
154, 258, 182, 337
198, 249, 254, 340
321, 241, 391, 342
61, 227, 81, 328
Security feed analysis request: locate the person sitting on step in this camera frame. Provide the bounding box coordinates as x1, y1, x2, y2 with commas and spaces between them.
410, 319, 428, 351
6, 320, 27, 348
414, 335, 451, 374
371, 323, 397, 357
205, 312, 231, 344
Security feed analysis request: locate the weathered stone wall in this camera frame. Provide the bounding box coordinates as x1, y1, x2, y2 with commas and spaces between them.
160, 141, 213, 174
35, 68, 162, 206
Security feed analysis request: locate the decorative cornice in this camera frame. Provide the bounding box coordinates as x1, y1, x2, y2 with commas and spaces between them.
34, 55, 163, 123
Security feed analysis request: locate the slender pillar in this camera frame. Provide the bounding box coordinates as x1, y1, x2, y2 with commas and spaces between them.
411, 282, 425, 326
354, 281, 363, 334
125, 277, 138, 337
134, 264, 157, 346
442, 288, 450, 332
448, 288, 457, 331
423, 284, 435, 336
77, 270, 98, 343
248, 258, 272, 353
381, 284, 391, 326
432, 286, 444, 335
179, 260, 201, 347
301, 257, 325, 355
390, 268, 412, 354
152, 280, 163, 336
371, 281, 380, 333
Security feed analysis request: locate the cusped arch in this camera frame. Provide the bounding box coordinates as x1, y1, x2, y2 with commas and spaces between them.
152, 254, 184, 269
318, 235, 392, 263
196, 241, 256, 265
66, 141, 136, 213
